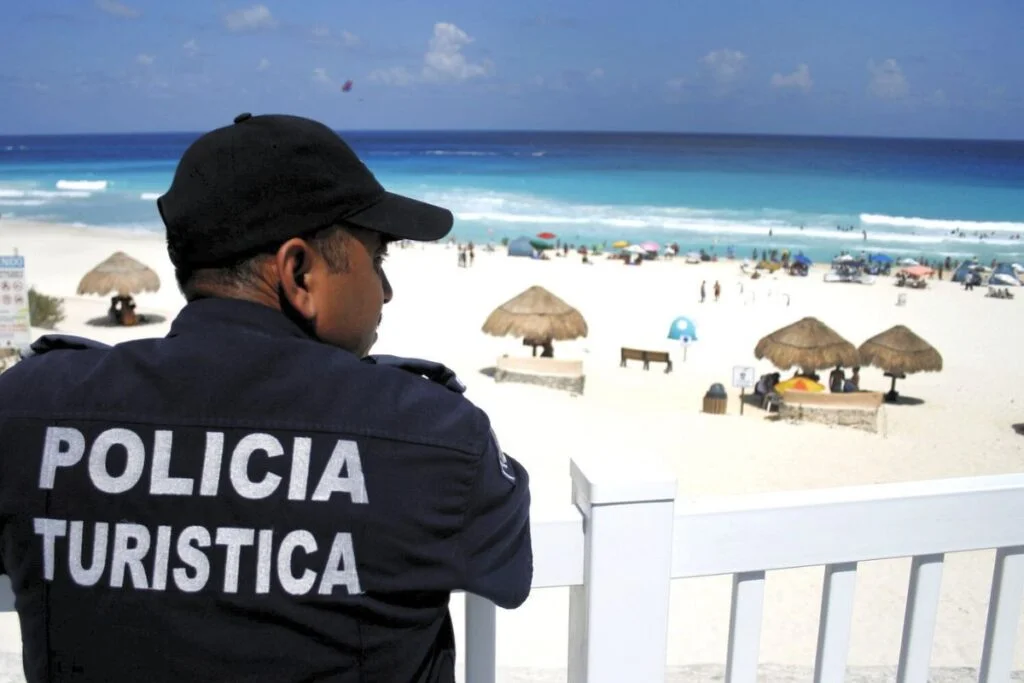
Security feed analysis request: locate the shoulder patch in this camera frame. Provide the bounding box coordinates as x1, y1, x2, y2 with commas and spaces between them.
490, 428, 516, 484
25, 334, 111, 358
364, 354, 466, 394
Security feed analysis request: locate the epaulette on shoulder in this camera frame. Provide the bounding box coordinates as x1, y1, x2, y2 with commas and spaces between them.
23, 334, 112, 358
363, 354, 466, 394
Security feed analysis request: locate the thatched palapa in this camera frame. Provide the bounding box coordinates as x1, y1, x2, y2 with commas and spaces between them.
754, 316, 859, 371
482, 285, 588, 341
858, 325, 942, 376
77, 251, 161, 297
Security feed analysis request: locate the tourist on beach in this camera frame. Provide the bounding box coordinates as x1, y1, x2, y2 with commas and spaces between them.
700, 280, 707, 303
0, 113, 533, 683
829, 365, 846, 393
713, 281, 721, 302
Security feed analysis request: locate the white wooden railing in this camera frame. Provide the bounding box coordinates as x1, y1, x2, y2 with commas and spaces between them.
466, 459, 1024, 683
2, 458, 1023, 682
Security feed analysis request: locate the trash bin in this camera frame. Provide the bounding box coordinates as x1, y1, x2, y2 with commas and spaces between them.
703, 382, 728, 415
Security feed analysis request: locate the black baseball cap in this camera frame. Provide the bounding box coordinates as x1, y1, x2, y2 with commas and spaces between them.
158, 113, 454, 268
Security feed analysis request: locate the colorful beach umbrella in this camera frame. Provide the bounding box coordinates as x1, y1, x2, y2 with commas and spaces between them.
774, 377, 825, 393
529, 239, 553, 250
641, 241, 660, 252
536, 232, 556, 240
612, 240, 629, 249
667, 316, 697, 342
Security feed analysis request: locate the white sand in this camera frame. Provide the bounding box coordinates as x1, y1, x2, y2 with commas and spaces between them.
1, 219, 1022, 675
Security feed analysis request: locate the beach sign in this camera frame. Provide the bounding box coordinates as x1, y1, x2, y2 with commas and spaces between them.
732, 365, 756, 415
0, 255, 31, 351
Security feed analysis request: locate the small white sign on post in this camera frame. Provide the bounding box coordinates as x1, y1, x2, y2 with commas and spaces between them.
732, 365, 756, 415
0, 255, 31, 352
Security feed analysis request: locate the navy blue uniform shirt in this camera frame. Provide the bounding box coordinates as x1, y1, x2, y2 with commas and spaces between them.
0, 297, 532, 682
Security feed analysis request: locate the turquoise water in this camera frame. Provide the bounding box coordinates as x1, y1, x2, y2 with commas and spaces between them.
1, 131, 1023, 263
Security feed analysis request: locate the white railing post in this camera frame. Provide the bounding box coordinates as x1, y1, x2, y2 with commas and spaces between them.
464, 593, 497, 683
566, 458, 677, 683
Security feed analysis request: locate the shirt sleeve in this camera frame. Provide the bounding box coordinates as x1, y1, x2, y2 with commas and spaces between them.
459, 428, 532, 609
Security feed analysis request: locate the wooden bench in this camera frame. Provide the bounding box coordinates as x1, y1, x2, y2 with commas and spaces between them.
494, 355, 585, 394
620, 347, 673, 373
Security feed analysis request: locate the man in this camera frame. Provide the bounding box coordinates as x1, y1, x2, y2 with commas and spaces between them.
0, 113, 533, 682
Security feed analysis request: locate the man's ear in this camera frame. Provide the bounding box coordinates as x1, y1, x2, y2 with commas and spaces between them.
275, 238, 317, 320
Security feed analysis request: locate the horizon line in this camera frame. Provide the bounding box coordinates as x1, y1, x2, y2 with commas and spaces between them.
2, 127, 1023, 144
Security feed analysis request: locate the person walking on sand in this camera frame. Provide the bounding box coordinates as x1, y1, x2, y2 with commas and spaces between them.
700, 280, 706, 303
713, 281, 721, 302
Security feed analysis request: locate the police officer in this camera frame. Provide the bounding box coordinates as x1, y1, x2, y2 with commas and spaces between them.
0, 113, 533, 682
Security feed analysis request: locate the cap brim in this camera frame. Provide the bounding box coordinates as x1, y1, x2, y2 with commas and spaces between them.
345, 192, 453, 242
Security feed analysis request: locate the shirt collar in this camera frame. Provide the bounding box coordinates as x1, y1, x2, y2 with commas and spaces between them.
167, 297, 314, 341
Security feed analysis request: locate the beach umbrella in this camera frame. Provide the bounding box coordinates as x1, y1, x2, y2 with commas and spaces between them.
754, 317, 859, 371
529, 239, 553, 251
858, 325, 942, 400
77, 251, 160, 297
774, 377, 825, 393
641, 241, 660, 252
794, 254, 812, 266
870, 253, 893, 264
612, 240, 629, 249
482, 285, 588, 343
666, 316, 697, 342
536, 232, 556, 240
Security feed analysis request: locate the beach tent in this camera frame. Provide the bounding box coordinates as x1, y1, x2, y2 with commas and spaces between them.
794, 254, 812, 266
507, 237, 534, 258
951, 260, 980, 283
870, 254, 893, 264
989, 263, 1022, 287
667, 316, 697, 342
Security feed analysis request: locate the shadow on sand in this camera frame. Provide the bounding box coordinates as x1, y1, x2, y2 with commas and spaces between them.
884, 394, 925, 406
478, 366, 497, 379
1013, 424, 1024, 436
85, 313, 167, 328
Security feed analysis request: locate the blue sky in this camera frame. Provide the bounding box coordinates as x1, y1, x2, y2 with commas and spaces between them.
2, 0, 1022, 138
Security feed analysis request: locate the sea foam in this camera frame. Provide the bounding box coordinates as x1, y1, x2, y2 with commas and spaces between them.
56, 179, 108, 191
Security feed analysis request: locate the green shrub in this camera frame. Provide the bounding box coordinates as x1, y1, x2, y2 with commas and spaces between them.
500, 237, 509, 246
28, 287, 65, 330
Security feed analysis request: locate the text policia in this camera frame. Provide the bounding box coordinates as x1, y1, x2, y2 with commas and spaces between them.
33, 427, 368, 597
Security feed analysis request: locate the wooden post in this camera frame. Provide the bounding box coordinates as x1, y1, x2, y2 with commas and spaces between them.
740, 387, 745, 415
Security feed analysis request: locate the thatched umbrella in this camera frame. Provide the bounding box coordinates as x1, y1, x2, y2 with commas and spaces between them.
482, 286, 587, 357
858, 325, 942, 400
77, 251, 160, 297
754, 316, 859, 371
78, 251, 160, 327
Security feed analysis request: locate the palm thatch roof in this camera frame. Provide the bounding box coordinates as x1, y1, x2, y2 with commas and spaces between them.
482, 285, 588, 341
858, 325, 942, 375
77, 251, 161, 297
754, 316, 859, 371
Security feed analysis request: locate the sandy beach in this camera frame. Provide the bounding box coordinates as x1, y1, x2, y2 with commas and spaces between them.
1, 218, 1022, 678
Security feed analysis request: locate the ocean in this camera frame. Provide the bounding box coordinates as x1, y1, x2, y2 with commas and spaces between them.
2, 131, 1023, 264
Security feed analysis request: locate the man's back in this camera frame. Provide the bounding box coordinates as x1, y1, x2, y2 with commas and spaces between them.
0, 298, 532, 682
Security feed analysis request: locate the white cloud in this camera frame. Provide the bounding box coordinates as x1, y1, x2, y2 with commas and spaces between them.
771, 64, 812, 92
312, 25, 330, 38
258, 58, 271, 72
95, 0, 140, 18
224, 4, 277, 32
183, 39, 200, 57
136, 54, 154, 66
342, 30, 360, 47
371, 22, 491, 86
587, 68, 605, 82
701, 49, 746, 83
422, 23, 491, 82
313, 67, 333, 84
665, 76, 688, 91
868, 58, 907, 99
369, 66, 416, 87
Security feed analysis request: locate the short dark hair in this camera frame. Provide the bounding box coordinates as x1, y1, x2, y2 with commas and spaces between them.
175, 224, 350, 301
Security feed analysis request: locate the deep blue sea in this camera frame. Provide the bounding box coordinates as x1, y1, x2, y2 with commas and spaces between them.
2, 131, 1024, 263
